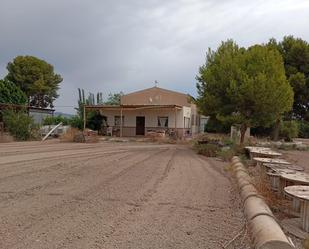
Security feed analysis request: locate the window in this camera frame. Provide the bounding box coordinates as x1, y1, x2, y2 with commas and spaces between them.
184, 117, 190, 128
158, 117, 168, 127
114, 116, 124, 126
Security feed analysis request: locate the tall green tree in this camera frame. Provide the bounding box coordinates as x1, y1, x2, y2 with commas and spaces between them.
76, 88, 105, 131
0, 79, 27, 105
269, 36, 309, 120
197, 40, 294, 143
6, 56, 63, 108
104, 92, 124, 105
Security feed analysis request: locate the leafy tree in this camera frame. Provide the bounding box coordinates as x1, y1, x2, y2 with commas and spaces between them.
76, 88, 105, 131
104, 92, 124, 105
269, 36, 309, 120
280, 120, 299, 142
6, 56, 63, 108
0, 79, 27, 105
196, 40, 294, 143
87, 111, 105, 131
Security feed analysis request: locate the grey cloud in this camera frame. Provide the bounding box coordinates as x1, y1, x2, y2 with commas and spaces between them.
0, 0, 309, 113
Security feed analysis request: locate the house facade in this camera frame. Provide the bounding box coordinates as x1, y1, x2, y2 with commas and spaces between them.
86, 87, 202, 137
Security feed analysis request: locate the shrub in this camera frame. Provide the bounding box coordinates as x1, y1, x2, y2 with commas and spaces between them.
194, 143, 220, 157
217, 148, 235, 161
298, 121, 309, 138
86, 111, 104, 131
68, 116, 83, 130
3, 110, 37, 140
279, 120, 299, 142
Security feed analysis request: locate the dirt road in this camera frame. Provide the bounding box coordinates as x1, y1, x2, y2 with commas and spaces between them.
0, 141, 247, 249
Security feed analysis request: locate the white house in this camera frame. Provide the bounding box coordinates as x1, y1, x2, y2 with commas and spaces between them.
85, 86, 203, 138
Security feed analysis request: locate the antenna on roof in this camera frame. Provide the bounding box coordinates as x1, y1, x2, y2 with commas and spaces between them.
154, 80, 158, 87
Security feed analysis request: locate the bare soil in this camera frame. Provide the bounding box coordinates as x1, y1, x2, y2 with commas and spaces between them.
0, 140, 248, 249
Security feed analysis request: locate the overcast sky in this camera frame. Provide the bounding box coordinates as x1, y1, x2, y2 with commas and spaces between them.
1, 0, 309, 114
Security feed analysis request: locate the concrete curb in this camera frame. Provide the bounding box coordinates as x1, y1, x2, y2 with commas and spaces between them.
231, 156, 295, 249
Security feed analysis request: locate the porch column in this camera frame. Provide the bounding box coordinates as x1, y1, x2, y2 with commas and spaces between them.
174, 107, 177, 137
83, 105, 86, 131
120, 108, 123, 137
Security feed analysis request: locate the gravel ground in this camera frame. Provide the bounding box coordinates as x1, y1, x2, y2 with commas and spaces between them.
0, 140, 249, 249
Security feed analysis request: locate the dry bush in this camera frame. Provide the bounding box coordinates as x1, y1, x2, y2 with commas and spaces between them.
303, 238, 309, 249
193, 143, 220, 157
197, 132, 229, 142
85, 133, 99, 143
60, 128, 82, 142
252, 170, 289, 214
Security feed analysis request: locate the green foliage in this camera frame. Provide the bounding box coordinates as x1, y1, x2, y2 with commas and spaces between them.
217, 148, 236, 161
43, 115, 70, 125
77, 88, 104, 106
204, 116, 230, 133
269, 36, 309, 120
196, 40, 294, 143
87, 111, 104, 131
76, 88, 104, 119
104, 92, 124, 105
6, 56, 63, 108
193, 143, 220, 157
3, 110, 37, 140
279, 120, 299, 141
0, 79, 27, 105
69, 116, 83, 130
298, 121, 309, 138
43, 114, 88, 131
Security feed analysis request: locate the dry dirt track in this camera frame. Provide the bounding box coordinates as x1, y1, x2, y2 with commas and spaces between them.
0, 140, 247, 249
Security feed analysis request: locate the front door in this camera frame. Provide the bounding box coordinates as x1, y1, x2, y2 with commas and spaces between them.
136, 116, 145, 135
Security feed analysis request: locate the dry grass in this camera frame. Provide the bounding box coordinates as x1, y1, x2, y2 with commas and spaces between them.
60, 128, 82, 142
85, 133, 99, 143
251, 168, 290, 216
0, 133, 14, 143
60, 128, 99, 143
303, 238, 309, 249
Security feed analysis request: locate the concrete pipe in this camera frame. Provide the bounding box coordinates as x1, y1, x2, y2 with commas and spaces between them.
249, 215, 294, 249
231, 156, 295, 249
232, 161, 246, 172
236, 170, 252, 183
238, 177, 253, 190
240, 184, 259, 202
244, 195, 274, 221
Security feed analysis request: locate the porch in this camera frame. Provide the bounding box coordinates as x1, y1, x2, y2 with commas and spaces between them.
84, 104, 191, 138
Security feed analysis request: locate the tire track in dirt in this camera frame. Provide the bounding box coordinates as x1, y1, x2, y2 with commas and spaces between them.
99, 147, 247, 249
0, 151, 135, 203
0, 148, 170, 249
0, 142, 249, 249
0, 150, 127, 178
0, 147, 129, 166
0, 148, 161, 205
0, 144, 99, 157
52, 148, 178, 249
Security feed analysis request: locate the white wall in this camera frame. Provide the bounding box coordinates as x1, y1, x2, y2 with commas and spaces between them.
101, 108, 187, 128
